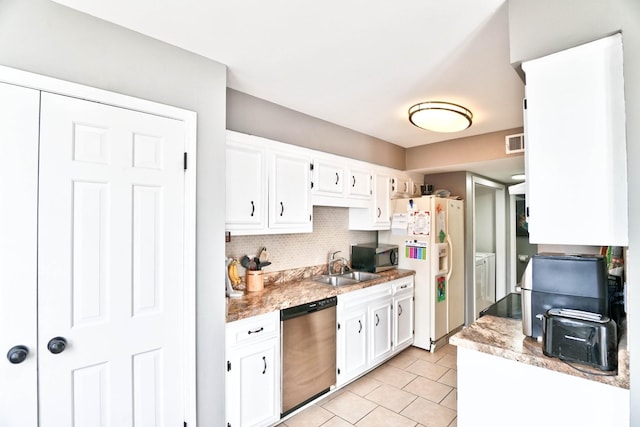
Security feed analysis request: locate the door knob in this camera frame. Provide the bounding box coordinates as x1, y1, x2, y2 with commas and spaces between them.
6, 345, 29, 364
47, 337, 67, 354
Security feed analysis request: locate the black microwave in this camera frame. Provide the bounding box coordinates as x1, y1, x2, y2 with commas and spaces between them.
351, 243, 398, 273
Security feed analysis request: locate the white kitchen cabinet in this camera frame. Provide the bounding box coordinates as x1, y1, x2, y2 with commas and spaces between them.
336, 304, 368, 385
393, 279, 414, 352
311, 154, 371, 208
522, 33, 628, 245
347, 166, 372, 200
226, 135, 268, 232
349, 172, 391, 230
313, 159, 345, 198
336, 277, 413, 387
369, 296, 393, 365
226, 311, 281, 427
226, 130, 312, 235
269, 150, 313, 232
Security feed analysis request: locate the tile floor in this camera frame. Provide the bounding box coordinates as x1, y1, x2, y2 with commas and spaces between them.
278, 344, 457, 427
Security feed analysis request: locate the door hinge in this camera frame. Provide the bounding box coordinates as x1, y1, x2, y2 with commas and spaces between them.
184, 422, 187, 427
523, 98, 527, 110
311, 181, 314, 189
227, 360, 231, 372
337, 322, 341, 330
337, 368, 341, 375
183, 152, 188, 170
310, 163, 314, 171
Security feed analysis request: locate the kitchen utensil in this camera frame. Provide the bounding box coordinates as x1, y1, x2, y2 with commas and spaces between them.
240, 255, 250, 269
258, 247, 269, 263
257, 261, 271, 270
248, 257, 258, 271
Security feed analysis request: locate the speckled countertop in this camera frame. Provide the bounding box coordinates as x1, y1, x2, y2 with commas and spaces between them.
226, 268, 415, 322
450, 315, 629, 389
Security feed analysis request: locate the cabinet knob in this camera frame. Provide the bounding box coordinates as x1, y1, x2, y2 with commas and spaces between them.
47, 337, 67, 354
6, 345, 29, 364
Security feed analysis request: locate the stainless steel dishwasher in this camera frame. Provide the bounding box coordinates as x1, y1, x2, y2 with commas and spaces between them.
281, 296, 337, 417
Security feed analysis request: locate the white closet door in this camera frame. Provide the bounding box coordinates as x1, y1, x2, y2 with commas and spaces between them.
38, 93, 186, 426
0, 83, 39, 427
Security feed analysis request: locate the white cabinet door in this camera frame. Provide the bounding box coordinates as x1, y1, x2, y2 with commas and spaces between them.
270, 151, 313, 231
227, 339, 279, 427
336, 306, 368, 386
226, 138, 267, 233
314, 159, 345, 197
0, 82, 39, 427
226, 311, 280, 427
372, 173, 391, 227
522, 34, 627, 245
392, 278, 415, 352
348, 167, 371, 199
369, 298, 393, 365
38, 93, 186, 426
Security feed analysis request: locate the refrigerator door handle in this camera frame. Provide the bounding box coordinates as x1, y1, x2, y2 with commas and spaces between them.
446, 234, 453, 281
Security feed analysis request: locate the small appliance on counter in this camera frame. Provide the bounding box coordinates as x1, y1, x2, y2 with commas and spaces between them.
542, 308, 618, 371
351, 243, 398, 272
521, 254, 608, 339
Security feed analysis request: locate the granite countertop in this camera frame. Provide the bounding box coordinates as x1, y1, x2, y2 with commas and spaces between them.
226, 268, 415, 322
450, 315, 629, 389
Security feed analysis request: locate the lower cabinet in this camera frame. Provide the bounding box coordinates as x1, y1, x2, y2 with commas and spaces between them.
226, 311, 281, 427
336, 276, 414, 387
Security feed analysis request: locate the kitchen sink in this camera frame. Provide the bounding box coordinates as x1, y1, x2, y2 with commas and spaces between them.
340, 271, 381, 282
312, 271, 381, 286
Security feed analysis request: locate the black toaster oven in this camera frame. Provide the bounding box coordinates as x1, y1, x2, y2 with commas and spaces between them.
542, 308, 617, 371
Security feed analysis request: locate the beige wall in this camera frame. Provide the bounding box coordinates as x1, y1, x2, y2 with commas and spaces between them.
0, 1, 227, 424
227, 88, 406, 170
405, 127, 524, 171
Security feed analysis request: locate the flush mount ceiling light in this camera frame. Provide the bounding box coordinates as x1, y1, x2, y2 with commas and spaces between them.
511, 174, 526, 181
408, 101, 473, 133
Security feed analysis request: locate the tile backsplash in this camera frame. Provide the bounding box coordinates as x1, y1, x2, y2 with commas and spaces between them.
225, 206, 376, 274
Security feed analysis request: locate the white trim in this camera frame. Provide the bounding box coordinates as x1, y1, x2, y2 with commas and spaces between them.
0, 65, 198, 427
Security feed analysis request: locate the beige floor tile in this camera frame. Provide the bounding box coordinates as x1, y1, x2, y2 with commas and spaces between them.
448, 417, 457, 427
284, 404, 334, 427
400, 397, 457, 427
355, 406, 417, 427
386, 349, 419, 369
411, 347, 446, 364
405, 359, 449, 381
403, 376, 453, 404
438, 369, 457, 387
364, 384, 417, 413
321, 416, 356, 427
441, 343, 458, 356
440, 390, 457, 410
322, 390, 377, 424
366, 364, 417, 388
318, 388, 347, 406
436, 353, 457, 370
344, 375, 383, 397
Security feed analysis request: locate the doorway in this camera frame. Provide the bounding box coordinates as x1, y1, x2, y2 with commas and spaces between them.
508, 193, 537, 291
471, 176, 505, 319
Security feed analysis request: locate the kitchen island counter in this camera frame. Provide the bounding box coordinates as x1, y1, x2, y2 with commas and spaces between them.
226, 268, 415, 322
450, 314, 629, 388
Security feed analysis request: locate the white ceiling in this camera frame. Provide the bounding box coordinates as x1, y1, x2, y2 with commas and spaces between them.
53, 0, 525, 183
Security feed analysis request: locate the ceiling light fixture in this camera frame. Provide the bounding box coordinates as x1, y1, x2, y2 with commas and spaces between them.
511, 174, 526, 181
408, 101, 473, 133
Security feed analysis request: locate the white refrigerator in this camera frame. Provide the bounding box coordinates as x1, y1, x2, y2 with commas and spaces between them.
379, 196, 464, 351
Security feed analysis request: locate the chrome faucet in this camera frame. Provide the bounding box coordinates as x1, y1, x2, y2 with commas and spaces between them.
328, 251, 351, 275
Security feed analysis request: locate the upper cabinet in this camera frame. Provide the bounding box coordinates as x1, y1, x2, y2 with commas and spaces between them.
349, 172, 391, 230
226, 131, 312, 235
522, 33, 628, 246
312, 154, 371, 208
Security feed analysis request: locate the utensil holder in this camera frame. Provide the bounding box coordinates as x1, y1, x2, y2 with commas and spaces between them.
246, 270, 264, 292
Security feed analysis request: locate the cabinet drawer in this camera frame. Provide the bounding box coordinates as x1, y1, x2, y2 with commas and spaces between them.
392, 279, 413, 295
226, 311, 279, 347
